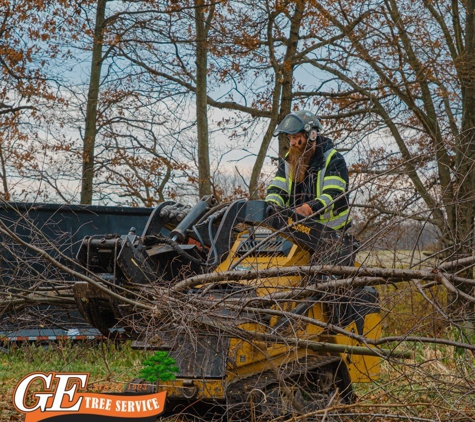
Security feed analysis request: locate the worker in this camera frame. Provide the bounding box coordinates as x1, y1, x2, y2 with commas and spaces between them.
265, 110, 350, 231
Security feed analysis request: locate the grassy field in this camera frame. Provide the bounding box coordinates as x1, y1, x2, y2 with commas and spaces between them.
1, 251, 473, 421
2, 337, 474, 421
356, 249, 436, 269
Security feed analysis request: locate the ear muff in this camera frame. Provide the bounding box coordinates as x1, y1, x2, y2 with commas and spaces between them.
308, 129, 318, 142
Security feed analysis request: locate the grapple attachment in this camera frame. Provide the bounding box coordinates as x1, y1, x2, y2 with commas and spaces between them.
73, 197, 218, 337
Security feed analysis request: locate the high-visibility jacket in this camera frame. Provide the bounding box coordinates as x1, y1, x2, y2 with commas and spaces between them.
265, 138, 350, 230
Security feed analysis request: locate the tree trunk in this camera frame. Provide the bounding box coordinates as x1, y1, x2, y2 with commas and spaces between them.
458, 0, 475, 245
81, 0, 107, 205
249, 87, 281, 199
451, 0, 475, 322
0, 143, 9, 201
195, 0, 211, 198
277, 0, 305, 158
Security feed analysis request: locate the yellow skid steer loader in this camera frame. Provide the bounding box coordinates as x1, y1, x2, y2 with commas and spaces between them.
73, 198, 381, 420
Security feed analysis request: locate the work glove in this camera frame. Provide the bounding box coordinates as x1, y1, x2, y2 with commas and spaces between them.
295, 203, 313, 217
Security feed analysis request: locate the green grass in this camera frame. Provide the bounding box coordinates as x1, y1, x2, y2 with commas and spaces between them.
1, 340, 149, 381
2, 338, 475, 421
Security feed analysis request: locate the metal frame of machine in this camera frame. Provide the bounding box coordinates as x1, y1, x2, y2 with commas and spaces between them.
73, 198, 382, 420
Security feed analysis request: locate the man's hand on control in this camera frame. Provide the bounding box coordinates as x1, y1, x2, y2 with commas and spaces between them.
295, 203, 313, 216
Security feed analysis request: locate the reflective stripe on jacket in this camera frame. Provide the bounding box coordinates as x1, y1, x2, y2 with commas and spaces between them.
265, 141, 350, 230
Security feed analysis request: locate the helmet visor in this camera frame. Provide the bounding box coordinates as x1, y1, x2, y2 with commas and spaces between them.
273, 114, 304, 136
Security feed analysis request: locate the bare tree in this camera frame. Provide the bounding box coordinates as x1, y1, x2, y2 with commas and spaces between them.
0, 0, 76, 202
194, 0, 214, 197
81, 0, 108, 205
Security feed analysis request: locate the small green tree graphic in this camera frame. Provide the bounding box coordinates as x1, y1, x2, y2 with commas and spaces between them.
140, 351, 180, 382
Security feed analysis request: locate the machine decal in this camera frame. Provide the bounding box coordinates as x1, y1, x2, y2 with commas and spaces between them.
287, 216, 311, 234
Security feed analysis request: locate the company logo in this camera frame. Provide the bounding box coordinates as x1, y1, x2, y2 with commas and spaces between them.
287, 217, 311, 235
13, 372, 166, 422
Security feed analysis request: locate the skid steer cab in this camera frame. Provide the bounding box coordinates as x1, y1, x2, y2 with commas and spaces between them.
73, 198, 381, 419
